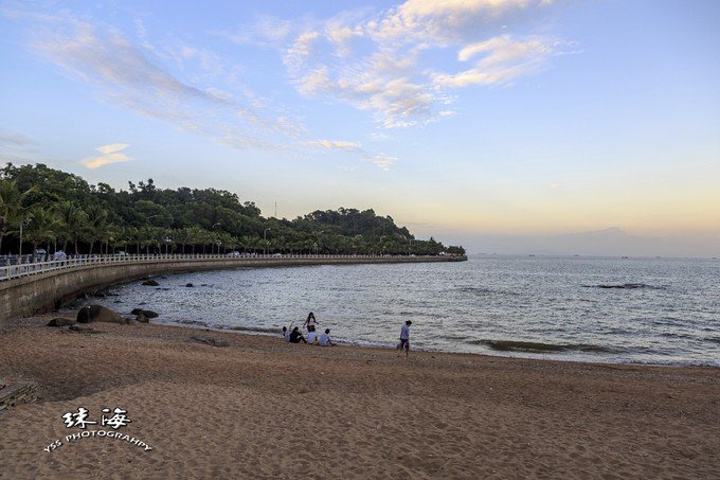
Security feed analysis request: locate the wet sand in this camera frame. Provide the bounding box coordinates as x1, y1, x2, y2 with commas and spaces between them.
1, 314, 719, 479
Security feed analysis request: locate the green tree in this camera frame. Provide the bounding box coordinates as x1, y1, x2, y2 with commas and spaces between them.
55, 201, 87, 254
84, 205, 109, 254
0, 179, 35, 254
24, 208, 59, 255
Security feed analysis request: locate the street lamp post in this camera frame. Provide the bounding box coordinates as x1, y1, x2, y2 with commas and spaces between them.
18, 215, 26, 264
264, 228, 271, 255
211, 223, 221, 255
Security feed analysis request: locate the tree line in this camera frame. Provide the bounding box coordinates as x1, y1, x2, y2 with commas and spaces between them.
0, 163, 465, 257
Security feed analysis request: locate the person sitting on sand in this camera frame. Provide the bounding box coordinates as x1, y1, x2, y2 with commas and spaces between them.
289, 326, 307, 344
282, 326, 290, 342
303, 312, 318, 333
318, 328, 334, 347
396, 320, 412, 357
307, 329, 318, 345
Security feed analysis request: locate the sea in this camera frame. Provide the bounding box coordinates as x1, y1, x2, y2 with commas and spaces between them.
76, 255, 720, 366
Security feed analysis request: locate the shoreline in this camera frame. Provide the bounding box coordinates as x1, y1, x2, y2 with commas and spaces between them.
62, 308, 720, 369
181, 321, 720, 369
2, 313, 719, 479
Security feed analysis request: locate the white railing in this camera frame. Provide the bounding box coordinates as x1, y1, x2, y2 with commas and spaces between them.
0, 253, 435, 283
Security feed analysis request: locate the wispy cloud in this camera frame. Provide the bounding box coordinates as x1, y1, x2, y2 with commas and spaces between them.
0, 131, 33, 146
305, 139, 363, 151
9, 8, 395, 168
19, 11, 297, 153
0, 130, 37, 163
82, 143, 131, 169
305, 139, 397, 170
5, 1, 567, 171
244, 0, 564, 129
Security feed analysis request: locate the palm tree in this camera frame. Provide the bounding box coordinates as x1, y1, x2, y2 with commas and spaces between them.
173, 227, 193, 254
55, 201, 87, 255
138, 226, 157, 254
0, 180, 35, 254
24, 208, 59, 256
186, 226, 206, 254
84, 205, 108, 254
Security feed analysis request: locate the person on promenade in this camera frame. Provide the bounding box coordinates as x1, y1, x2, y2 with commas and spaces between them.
303, 312, 318, 333
396, 320, 412, 357
318, 328, 334, 347
289, 326, 307, 344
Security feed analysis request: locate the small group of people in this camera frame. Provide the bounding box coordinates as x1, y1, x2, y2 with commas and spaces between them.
282, 312, 334, 346
281, 313, 413, 356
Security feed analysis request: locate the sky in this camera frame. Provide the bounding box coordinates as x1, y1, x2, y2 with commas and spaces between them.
0, 0, 718, 255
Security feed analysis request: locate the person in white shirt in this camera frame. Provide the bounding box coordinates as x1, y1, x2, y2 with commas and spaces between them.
282, 326, 291, 342
396, 320, 412, 357
307, 330, 318, 345
318, 328, 334, 346
303, 312, 318, 333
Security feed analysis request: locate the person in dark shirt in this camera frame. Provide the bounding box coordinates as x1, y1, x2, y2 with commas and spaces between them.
289, 326, 307, 344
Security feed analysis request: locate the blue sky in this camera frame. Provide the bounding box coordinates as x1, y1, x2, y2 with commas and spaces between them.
1, 1, 718, 252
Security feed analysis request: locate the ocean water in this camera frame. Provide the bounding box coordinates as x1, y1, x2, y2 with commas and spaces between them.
80, 256, 720, 366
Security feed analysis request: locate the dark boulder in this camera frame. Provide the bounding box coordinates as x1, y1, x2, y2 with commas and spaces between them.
76, 305, 128, 324
68, 325, 100, 334
185, 283, 194, 288
141, 279, 159, 286
47, 318, 75, 327
135, 312, 149, 323
131, 308, 158, 319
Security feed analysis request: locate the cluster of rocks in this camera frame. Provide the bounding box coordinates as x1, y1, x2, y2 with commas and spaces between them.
46, 304, 161, 331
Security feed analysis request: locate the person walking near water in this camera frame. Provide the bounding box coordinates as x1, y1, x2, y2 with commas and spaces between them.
303, 312, 318, 333
397, 320, 412, 357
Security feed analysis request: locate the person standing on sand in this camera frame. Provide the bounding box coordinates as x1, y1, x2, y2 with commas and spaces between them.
397, 320, 412, 357
303, 312, 318, 333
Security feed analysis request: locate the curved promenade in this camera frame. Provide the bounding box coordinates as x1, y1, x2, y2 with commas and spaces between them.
0, 253, 465, 326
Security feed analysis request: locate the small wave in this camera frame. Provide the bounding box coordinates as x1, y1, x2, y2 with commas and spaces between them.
458, 286, 519, 296
226, 325, 282, 335
468, 339, 619, 354
659, 332, 695, 339
582, 283, 666, 290
176, 319, 209, 327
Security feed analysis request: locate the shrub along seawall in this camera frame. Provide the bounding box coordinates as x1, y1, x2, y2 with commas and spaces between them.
0, 255, 466, 326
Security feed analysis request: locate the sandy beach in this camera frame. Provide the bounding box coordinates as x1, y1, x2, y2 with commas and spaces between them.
1, 314, 719, 480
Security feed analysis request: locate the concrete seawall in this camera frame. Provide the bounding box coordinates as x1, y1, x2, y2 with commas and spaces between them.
0, 255, 465, 326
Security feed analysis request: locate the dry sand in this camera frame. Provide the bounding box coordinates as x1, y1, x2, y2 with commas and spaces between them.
1, 314, 719, 480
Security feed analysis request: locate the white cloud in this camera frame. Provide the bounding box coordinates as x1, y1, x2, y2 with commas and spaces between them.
297, 66, 333, 95
369, 154, 397, 170
370, 0, 546, 43
435, 35, 556, 87
304, 139, 397, 171
269, 0, 562, 129
284, 31, 321, 69
305, 139, 362, 151
22, 13, 302, 152
82, 143, 131, 169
